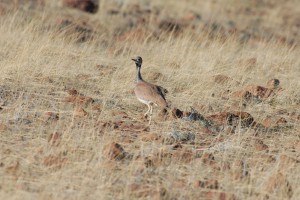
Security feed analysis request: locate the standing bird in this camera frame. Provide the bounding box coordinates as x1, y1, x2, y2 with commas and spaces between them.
132, 56, 168, 124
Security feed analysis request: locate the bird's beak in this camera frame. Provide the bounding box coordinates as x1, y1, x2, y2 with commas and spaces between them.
132, 58, 136, 62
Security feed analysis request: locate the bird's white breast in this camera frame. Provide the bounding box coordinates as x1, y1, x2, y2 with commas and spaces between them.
137, 97, 151, 105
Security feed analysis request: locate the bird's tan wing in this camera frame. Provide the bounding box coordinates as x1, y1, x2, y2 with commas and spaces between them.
134, 81, 168, 108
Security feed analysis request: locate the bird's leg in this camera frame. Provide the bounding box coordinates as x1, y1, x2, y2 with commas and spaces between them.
144, 104, 151, 118
148, 115, 152, 125
148, 105, 153, 125
150, 105, 153, 116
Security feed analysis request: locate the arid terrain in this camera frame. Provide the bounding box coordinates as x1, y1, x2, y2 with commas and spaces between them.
0, 0, 300, 199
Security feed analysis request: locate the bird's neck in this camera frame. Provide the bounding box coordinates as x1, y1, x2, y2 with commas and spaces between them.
136, 64, 143, 82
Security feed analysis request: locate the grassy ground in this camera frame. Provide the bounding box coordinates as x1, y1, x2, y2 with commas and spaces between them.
0, 0, 300, 199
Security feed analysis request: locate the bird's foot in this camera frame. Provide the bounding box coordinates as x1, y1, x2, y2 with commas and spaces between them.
140, 114, 149, 122
142, 114, 153, 125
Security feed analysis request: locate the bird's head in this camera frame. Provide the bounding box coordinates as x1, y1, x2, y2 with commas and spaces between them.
132, 56, 143, 68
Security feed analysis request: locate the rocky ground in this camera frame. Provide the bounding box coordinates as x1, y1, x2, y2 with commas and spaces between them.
0, 0, 300, 199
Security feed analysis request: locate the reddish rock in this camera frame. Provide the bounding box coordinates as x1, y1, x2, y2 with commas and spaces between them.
0, 123, 8, 132
238, 57, 257, 71
181, 12, 201, 21
142, 156, 162, 168
43, 112, 59, 121
63, 0, 98, 13
240, 57, 257, 65
288, 112, 300, 122
231, 160, 248, 180
261, 116, 287, 128
95, 64, 117, 76
261, 117, 273, 128
103, 142, 126, 161
263, 172, 292, 198
76, 74, 92, 80
0, 4, 7, 16
207, 111, 254, 127
56, 18, 94, 42
5, 160, 19, 175
201, 152, 215, 165
220, 161, 231, 171
231, 90, 256, 101
231, 111, 255, 127
65, 95, 93, 106
97, 120, 112, 129
74, 107, 88, 117
48, 132, 62, 146
212, 74, 239, 85
200, 127, 214, 134
275, 117, 288, 125
67, 89, 79, 96
158, 19, 183, 34
207, 112, 230, 125
172, 179, 186, 188
266, 79, 280, 89
231, 79, 281, 101
111, 110, 129, 118
43, 155, 67, 168
194, 179, 219, 189
244, 85, 274, 99
205, 191, 236, 200
121, 123, 149, 132
97, 120, 123, 131
278, 154, 298, 170
92, 103, 102, 112
141, 132, 161, 142
172, 148, 194, 163
129, 183, 164, 198
254, 139, 268, 151
129, 184, 151, 198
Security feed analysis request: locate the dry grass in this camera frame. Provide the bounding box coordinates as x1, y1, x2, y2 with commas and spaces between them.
0, 0, 300, 199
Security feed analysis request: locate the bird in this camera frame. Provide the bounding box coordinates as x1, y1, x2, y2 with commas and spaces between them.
132, 56, 168, 124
